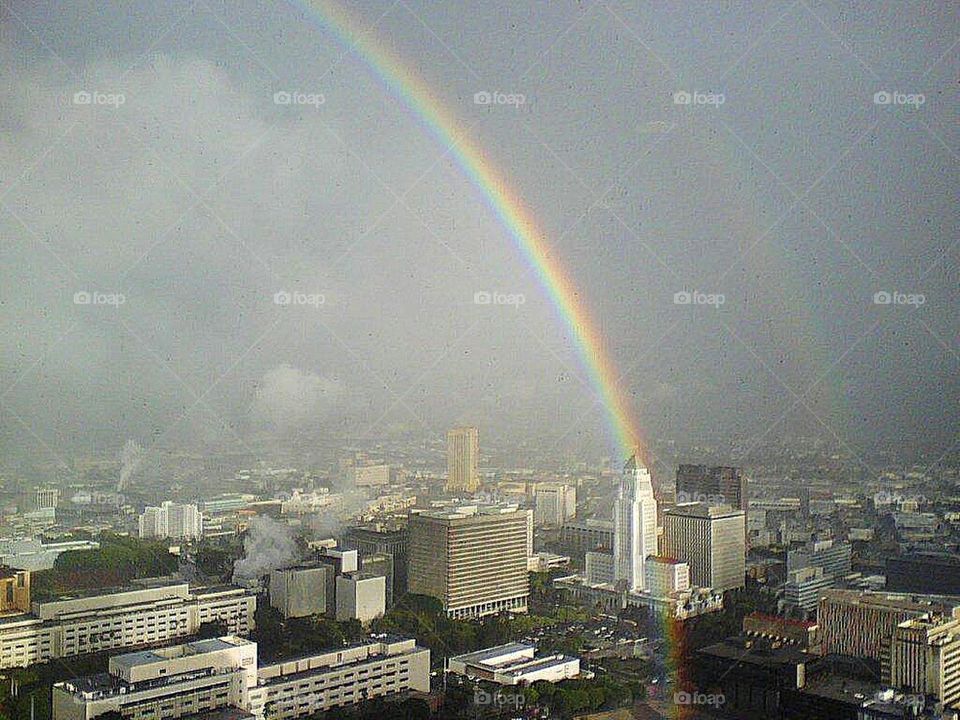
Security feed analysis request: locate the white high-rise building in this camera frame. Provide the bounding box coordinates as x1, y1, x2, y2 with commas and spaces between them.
138, 501, 202, 541
613, 455, 658, 592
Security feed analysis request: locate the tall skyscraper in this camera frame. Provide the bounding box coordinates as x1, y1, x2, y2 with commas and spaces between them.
676, 464, 747, 513
407, 505, 528, 618
662, 503, 745, 592
446, 426, 479, 492
613, 455, 658, 592
534, 483, 576, 527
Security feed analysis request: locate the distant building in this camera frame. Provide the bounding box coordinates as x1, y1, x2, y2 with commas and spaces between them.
643, 556, 690, 597
342, 526, 408, 600
886, 553, 960, 596
818, 589, 960, 663
0, 537, 100, 571
676, 464, 747, 513
558, 518, 614, 560
662, 503, 745, 593
335, 573, 386, 623
446, 642, 580, 685
742, 612, 821, 650
527, 552, 570, 573
52, 635, 429, 720
353, 464, 392, 487
407, 504, 528, 618
787, 538, 852, 578
445, 426, 480, 492
0, 567, 30, 613
534, 483, 576, 527
138, 501, 202, 541
784, 565, 836, 613
585, 551, 615, 586
269, 565, 329, 618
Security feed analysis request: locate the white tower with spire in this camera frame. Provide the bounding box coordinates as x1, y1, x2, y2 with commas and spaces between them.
613, 454, 658, 592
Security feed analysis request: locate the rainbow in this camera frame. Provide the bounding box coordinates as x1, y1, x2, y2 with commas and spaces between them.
296, 0, 644, 462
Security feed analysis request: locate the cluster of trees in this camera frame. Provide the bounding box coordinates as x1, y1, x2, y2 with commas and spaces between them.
251, 605, 366, 662
521, 677, 636, 717
31, 533, 178, 600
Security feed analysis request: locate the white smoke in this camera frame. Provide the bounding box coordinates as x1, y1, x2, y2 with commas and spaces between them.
252, 365, 343, 432
232, 516, 299, 583
117, 439, 143, 491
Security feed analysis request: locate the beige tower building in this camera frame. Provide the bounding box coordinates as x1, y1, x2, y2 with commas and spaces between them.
446, 426, 480, 492
662, 503, 745, 592
407, 505, 528, 619
889, 614, 960, 709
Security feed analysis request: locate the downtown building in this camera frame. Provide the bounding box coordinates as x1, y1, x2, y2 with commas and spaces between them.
407, 504, 528, 619
534, 483, 576, 527
0, 578, 255, 669
662, 503, 746, 593
138, 501, 203, 541
53, 635, 429, 720
445, 426, 480, 492
613, 456, 658, 592
889, 614, 960, 710
675, 464, 747, 512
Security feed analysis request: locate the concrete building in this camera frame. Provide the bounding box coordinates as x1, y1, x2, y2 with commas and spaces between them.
359, 553, 394, 608
818, 589, 960, 664
787, 538, 852, 578
662, 503, 746, 593
676, 464, 747, 512
0, 567, 30, 613
558, 519, 614, 561
0, 579, 256, 669
534, 484, 576, 527
889, 614, 960, 709
886, 553, 960, 596
407, 504, 528, 619
353, 464, 392, 487
784, 565, 836, 613
342, 526, 407, 602
269, 566, 329, 619
445, 426, 480, 493
335, 573, 385, 623
0, 537, 100, 572
643, 556, 690, 597
138, 502, 202, 541
315, 548, 358, 615
742, 612, 821, 650
613, 456, 658, 592
585, 551, 615, 586
53, 635, 429, 720
446, 642, 580, 685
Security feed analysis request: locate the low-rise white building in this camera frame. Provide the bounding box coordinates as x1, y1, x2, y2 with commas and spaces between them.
335, 573, 385, 624
53, 635, 429, 720
446, 642, 580, 685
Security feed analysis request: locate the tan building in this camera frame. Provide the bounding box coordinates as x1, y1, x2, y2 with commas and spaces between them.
0, 567, 30, 613
889, 614, 960, 708
445, 426, 479, 492
662, 503, 745, 592
818, 590, 960, 665
407, 505, 528, 619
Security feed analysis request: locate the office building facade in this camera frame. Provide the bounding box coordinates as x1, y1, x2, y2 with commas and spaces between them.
534, 484, 576, 527
407, 505, 528, 618
662, 503, 746, 592
445, 426, 480, 492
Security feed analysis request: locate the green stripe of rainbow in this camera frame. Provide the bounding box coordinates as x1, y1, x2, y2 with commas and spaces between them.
300, 0, 643, 461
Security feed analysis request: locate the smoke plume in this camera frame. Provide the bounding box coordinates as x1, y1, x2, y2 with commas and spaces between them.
232, 516, 299, 583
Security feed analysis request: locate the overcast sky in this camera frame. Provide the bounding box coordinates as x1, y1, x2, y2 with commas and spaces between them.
0, 0, 956, 472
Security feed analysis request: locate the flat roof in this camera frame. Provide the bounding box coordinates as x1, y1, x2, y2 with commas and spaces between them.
450, 642, 533, 666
